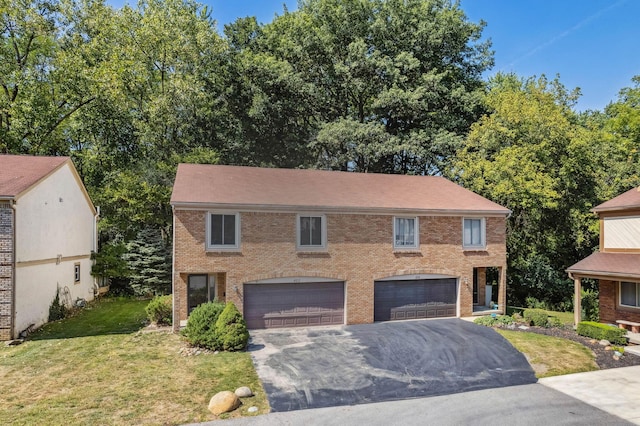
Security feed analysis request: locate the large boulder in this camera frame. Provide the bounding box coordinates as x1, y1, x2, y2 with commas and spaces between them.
208, 391, 240, 415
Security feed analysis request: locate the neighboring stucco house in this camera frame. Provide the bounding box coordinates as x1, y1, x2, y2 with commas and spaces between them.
0, 155, 97, 340
568, 186, 640, 325
171, 164, 510, 330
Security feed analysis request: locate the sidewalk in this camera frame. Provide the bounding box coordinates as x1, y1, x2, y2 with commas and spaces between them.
190, 383, 629, 426
540, 365, 640, 425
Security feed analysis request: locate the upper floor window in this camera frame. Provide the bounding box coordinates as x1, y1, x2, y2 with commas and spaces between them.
463, 218, 486, 249
297, 215, 326, 249
394, 217, 418, 249
620, 281, 640, 308
207, 212, 240, 250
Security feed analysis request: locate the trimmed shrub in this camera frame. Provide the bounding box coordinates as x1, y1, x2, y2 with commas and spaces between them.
182, 301, 225, 350
214, 302, 249, 351
474, 315, 514, 327
145, 295, 172, 325
576, 321, 627, 345
523, 309, 549, 327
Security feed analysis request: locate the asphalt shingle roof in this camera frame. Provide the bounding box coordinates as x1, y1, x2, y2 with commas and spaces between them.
567, 252, 640, 280
593, 186, 640, 213
0, 155, 69, 198
171, 164, 510, 215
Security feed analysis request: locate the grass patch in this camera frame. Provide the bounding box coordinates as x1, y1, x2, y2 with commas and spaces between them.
507, 306, 574, 326
32, 297, 149, 340
497, 329, 597, 378
0, 298, 268, 425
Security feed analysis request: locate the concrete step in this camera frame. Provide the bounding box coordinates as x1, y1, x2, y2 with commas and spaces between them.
625, 345, 640, 357
626, 331, 640, 345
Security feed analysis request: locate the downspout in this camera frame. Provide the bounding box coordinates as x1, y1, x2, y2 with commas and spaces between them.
10, 199, 17, 340
93, 206, 100, 294
171, 205, 178, 333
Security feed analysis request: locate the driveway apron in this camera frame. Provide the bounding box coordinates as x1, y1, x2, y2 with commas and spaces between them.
248, 319, 536, 412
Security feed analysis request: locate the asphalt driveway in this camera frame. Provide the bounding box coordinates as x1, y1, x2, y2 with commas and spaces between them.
248, 319, 536, 412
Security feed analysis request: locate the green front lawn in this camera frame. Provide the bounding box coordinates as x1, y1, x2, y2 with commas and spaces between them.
497, 329, 598, 378
0, 298, 268, 425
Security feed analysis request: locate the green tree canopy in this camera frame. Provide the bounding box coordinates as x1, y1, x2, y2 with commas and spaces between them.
454, 73, 602, 308
225, 0, 493, 173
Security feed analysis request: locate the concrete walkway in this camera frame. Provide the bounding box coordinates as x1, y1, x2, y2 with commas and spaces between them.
539, 365, 640, 425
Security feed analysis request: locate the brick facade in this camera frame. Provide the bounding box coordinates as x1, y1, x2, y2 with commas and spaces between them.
599, 279, 640, 324
0, 203, 13, 340
173, 210, 507, 330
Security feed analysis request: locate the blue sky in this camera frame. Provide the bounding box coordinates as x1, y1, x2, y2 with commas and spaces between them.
114, 0, 640, 112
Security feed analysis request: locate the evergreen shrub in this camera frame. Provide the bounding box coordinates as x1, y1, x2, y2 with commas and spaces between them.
214, 302, 249, 351
145, 295, 172, 325
181, 301, 225, 350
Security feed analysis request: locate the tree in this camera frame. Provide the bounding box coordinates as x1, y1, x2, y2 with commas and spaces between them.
0, 0, 116, 154
597, 75, 640, 196
454, 73, 603, 308
224, 0, 492, 173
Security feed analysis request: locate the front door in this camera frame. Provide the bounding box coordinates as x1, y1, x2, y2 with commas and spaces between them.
188, 274, 216, 313
473, 268, 478, 305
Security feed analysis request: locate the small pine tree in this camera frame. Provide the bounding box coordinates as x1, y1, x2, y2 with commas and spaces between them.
124, 228, 171, 296
214, 302, 249, 351
48, 288, 68, 321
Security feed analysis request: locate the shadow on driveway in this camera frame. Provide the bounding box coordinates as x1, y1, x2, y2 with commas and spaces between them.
249, 319, 536, 412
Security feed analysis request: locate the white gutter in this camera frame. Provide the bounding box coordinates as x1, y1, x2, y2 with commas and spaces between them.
92, 206, 100, 294
170, 202, 511, 217
9, 199, 16, 340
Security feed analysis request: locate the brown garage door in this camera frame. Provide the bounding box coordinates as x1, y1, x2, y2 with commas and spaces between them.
244, 282, 345, 329
374, 279, 457, 321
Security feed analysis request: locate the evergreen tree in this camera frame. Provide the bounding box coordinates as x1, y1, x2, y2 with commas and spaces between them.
124, 228, 171, 296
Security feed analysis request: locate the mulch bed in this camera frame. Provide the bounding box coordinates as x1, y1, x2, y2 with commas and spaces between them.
504, 324, 640, 370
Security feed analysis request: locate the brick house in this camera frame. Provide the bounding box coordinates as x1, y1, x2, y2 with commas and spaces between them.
0, 155, 97, 340
568, 186, 640, 325
171, 164, 510, 330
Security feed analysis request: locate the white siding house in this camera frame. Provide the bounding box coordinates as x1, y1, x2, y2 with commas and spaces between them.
0, 155, 97, 340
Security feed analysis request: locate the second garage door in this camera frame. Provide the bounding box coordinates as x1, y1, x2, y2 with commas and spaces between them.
374, 278, 457, 321
244, 281, 344, 329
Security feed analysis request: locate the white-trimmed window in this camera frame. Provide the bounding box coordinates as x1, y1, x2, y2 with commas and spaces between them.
207, 212, 240, 250
297, 215, 326, 249
74, 263, 81, 283
394, 217, 419, 249
463, 218, 486, 249
620, 281, 640, 308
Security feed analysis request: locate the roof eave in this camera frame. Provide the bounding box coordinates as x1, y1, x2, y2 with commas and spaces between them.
170, 201, 511, 216
592, 205, 640, 214
566, 268, 640, 280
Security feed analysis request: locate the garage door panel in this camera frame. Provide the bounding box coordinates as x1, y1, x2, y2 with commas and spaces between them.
245, 282, 344, 329
374, 279, 457, 322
